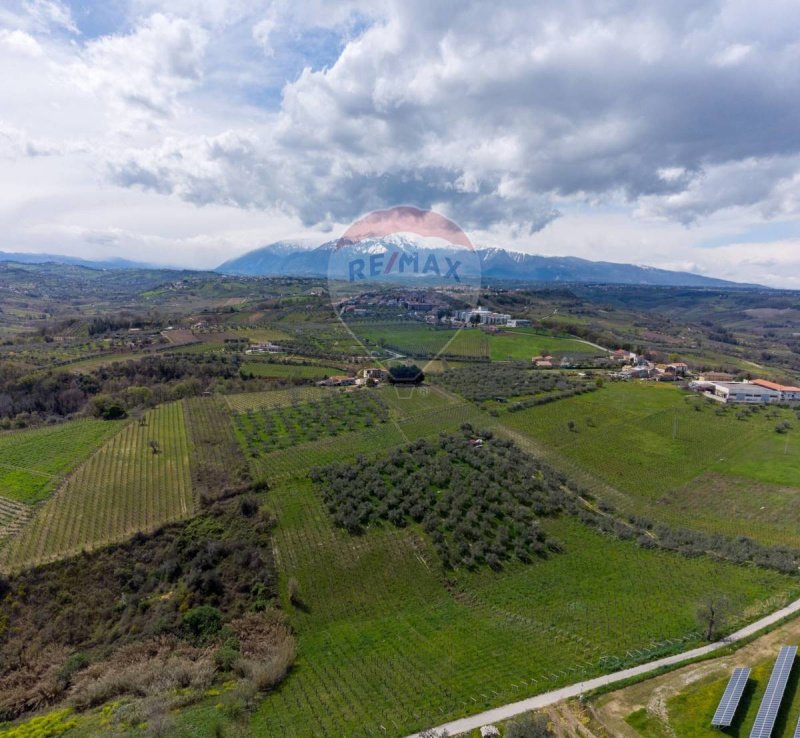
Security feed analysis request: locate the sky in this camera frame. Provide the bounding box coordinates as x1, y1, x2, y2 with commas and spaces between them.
1, 0, 800, 286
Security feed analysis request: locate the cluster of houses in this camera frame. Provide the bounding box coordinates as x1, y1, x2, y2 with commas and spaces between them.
608, 351, 689, 381
316, 366, 388, 387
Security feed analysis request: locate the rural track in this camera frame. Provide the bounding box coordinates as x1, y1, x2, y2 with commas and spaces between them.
403, 596, 800, 737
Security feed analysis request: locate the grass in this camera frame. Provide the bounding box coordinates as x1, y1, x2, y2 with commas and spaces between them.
631, 657, 800, 737
233, 391, 389, 455
0, 402, 193, 571
241, 361, 345, 379
243, 476, 794, 738
501, 382, 800, 545
223, 386, 327, 412
357, 323, 596, 361
0, 420, 122, 504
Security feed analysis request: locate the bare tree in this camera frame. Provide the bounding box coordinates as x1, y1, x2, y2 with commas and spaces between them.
697, 594, 730, 641
148, 439, 160, 455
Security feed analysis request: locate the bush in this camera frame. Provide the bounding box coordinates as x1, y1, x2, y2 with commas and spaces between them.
506, 713, 555, 738
183, 606, 223, 642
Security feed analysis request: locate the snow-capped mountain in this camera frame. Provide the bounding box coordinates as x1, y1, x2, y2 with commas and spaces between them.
216, 238, 753, 287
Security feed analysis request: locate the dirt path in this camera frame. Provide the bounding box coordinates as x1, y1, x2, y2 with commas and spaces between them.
593, 611, 800, 736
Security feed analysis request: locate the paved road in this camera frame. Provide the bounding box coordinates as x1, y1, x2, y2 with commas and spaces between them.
404, 596, 800, 737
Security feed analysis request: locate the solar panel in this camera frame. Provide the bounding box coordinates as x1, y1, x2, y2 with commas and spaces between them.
711, 667, 751, 727
750, 645, 797, 738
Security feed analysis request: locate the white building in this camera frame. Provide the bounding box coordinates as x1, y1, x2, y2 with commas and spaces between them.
711, 382, 781, 404
455, 307, 511, 325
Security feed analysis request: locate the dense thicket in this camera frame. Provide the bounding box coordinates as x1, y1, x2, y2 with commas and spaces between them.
0, 498, 284, 720
433, 364, 595, 403
0, 354, 244, 424
312, 427, 569, 570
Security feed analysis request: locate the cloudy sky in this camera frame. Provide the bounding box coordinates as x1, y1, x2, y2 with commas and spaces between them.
1, 0, 800, 285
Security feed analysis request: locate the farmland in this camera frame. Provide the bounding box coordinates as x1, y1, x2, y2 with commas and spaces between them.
241, 361, 345, 379
0, 419, 122, 504
500, 382, 800, 546
243, 475, 795, 738
356, 323, 598, 361
0, 402, 193, 570
234, 391, 390, 455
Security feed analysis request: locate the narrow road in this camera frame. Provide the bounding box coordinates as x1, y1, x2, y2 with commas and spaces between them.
404, 596, 800, 737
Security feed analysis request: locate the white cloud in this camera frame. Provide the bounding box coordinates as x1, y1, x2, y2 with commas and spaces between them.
1, 0, 800, 285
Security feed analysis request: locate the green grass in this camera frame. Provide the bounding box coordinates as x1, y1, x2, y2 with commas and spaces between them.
0, 402, 193, 571
223, 386, 328, 412
0, 420, 122, 504
233, 391, 389, 455
241, 361, 345, 379
633, 657, 800, 738
356, 323, 597, 361
501, 382, 800, 545
245, 479, 794, 737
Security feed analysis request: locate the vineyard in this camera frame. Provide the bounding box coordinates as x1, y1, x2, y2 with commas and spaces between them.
0, 419, 122, 504
242, 476, 795, 738
234, 392, 390, 455
183, 396, 248, 500
0, 402, 193, 571
224, 386, 327, 413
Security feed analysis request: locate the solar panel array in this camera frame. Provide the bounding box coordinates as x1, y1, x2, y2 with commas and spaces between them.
711, 667, 751, 727
750, 645, 797, 738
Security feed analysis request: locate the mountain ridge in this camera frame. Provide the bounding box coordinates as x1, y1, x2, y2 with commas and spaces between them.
216, 239, 757, 288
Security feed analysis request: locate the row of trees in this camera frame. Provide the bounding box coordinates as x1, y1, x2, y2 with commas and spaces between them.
434, 364, 593, 403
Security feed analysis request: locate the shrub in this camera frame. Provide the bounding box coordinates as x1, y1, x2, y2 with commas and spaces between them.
506, 713, 555, 738
183, 606, 223, 642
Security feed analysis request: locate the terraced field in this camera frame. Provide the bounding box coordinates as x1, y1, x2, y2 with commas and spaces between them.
0, 402, 193, 571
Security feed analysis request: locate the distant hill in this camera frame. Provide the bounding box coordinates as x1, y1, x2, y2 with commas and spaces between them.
0, 251, 159, 270
217, 239, 755, 288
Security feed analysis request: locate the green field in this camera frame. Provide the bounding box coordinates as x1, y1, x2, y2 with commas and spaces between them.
0, 402, 193, 571
241, 361, 345, 379
0, 419, 122, 504
240, 475, 794, 737
357, 323, 598, 362
501, 382, 800, 546
224, 386, 328, 412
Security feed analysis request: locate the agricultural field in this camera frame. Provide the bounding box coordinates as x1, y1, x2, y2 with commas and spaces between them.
240, 475, 795, 738
183, 396, 249, 500
432, 363, 595, 403
224, 386, 327, 412
0, 419, 122, 504
241, 361, 345, 379
0, 402, 193, 571
357, 322, 601, 362
234, 391, 390, 455
501, 381, 800, 546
